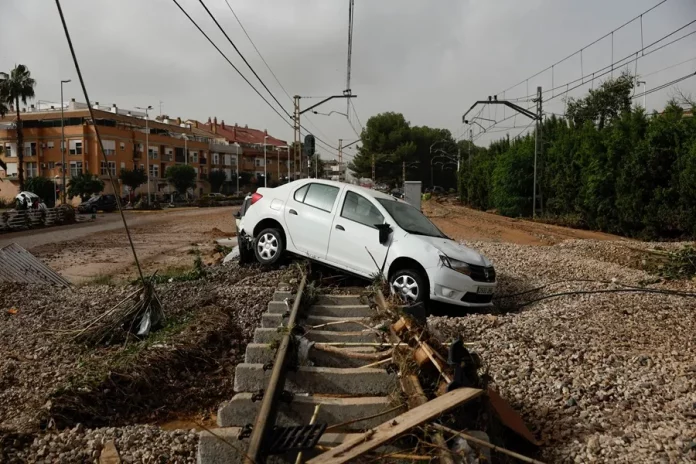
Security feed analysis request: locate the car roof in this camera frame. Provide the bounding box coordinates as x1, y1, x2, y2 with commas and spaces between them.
287, 179, 394, 201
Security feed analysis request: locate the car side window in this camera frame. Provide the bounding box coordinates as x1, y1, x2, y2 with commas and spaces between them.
341, 191, 384, 228
294, 185, 309, 202
302, 184, 340, 212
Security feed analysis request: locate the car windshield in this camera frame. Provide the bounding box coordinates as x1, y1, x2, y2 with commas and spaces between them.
376, 198, 445, 238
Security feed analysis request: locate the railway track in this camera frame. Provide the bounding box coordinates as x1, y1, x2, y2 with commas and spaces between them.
197, 271, 540, 464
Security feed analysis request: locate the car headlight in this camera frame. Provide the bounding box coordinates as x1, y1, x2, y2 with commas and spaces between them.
440, 255, 472, 276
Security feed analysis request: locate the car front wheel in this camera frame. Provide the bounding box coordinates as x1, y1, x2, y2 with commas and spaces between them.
254, 228, 284, 266
390, 269, 427, 304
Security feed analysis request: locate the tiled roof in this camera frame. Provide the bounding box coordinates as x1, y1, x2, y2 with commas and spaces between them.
202, 119, 287, 147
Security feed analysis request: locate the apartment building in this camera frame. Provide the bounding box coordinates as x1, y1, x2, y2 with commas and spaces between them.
0, 100, 212, 202
201, 117, 293, 184
0, 100, 291, 201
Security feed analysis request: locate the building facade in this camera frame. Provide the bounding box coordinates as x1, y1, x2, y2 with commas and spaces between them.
0, 101, 290, 202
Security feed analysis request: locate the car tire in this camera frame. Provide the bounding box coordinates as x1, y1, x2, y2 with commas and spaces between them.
253, 228, 284, 266
389, 269, 427, 304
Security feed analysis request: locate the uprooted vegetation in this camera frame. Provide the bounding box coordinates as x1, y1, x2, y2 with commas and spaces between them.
0, 262, 296, 436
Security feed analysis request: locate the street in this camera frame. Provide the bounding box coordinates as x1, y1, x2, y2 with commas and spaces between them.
0, 207, 237, 283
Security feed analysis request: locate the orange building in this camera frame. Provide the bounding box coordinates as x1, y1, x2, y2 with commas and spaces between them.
0, 100, 291, 202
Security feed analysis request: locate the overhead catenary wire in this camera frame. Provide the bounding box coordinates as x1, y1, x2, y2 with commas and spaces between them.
221, 0, 345, 153
507, 19, 696, 103
497, 0, 669, 95
54, 0, 145, 284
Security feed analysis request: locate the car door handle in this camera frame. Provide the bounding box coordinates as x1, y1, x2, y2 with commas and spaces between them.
335, 224, 345, 231
289, 209, 298, 215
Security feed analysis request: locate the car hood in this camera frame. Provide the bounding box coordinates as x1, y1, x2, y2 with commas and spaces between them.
415, 236, 492, 267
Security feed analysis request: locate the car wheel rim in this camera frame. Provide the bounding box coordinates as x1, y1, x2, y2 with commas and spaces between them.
392, 275, 419, 301
257, 233, 278, 260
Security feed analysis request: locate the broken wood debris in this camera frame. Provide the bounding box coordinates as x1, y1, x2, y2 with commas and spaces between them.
306, 387, 483, 464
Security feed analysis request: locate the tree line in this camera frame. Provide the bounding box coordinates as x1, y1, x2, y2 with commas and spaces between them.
460, 74, 696, 239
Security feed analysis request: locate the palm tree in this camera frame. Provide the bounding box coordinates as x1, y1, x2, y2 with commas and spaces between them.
0, 65, 36, 190
0, 82, 7, 172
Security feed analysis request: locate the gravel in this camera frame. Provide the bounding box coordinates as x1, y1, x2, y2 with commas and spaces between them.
0, 261, 290, 461
429, 240, 696, 463
3, 424, 198, 463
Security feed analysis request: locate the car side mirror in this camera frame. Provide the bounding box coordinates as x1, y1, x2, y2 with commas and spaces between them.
376, 223, 392, 245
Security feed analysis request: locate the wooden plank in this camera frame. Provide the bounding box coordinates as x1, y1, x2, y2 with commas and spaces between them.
400, 375, 455, 464
306, 387, 483, 464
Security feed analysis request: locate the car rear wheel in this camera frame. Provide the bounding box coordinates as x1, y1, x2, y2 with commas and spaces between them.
254, 228, 284, 266
390, 269, 427, 304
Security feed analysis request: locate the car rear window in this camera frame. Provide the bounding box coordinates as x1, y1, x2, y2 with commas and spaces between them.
295, 183, 339, 212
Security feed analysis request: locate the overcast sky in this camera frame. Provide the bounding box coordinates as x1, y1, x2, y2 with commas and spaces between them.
1, 0, 695, 159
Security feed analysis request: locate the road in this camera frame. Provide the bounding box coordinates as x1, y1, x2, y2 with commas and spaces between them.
0, 207, 237, 283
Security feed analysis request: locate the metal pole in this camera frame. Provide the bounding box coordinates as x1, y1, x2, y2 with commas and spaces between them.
263, 136, 267, 187
402, 161, 406, 185
315, 153, 318, 178
277, 147, 280, 182
245, 275, 307, 464
145, 109, 150, 204
294, 96, 300, 180
643, 82, 647, 109
533, 86, 541, 219
468, 129, 472, 205
338, 138, 342, 181
371, 153, 375, 182
287, 146, 290, 182
236, 169, 239, 194
60, 80, 69, 204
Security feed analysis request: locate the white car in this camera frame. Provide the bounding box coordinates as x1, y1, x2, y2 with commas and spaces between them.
237, 180, 496, 307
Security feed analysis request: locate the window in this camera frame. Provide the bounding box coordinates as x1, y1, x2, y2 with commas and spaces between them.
294, 183, 339, 212
69, 140, 82, 155
120, 142, 126, 150
341, 192, 384, 228
212, 153, 219, 165
191, 152, 198, 163
4, 144, 13, 157
103, 140, 116, 156
255, 158, 265, 167
120, 162, 126, 169
47, 141, 55, 149
100, 161, 116, 176
25, 142, 37, 156
149, 164, 159, 178
70, 161, 83, 177
148, 146, 158, 160
48, 161, 55, 169
377, 198, 444, 237
26, 162, 38, 178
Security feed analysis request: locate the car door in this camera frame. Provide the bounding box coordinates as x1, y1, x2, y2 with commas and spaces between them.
327, 190, 388, 277
284, 182, 342, 260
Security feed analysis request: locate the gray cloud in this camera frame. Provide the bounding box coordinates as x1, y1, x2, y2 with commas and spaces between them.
1, 0, 695, 155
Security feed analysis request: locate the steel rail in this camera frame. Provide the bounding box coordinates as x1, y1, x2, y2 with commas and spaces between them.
245, 273, 308, 463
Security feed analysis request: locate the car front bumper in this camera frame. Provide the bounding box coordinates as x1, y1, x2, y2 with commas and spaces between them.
426, 265, 496, 308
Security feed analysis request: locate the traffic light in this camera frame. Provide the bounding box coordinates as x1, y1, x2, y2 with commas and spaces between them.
303, 134, 315, 157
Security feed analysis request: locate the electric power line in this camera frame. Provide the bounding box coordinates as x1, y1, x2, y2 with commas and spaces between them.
171, 0, 292, 128
498, 0, 669, 95
643, 55, 696, 78
508, 19, 696, 103
197, 0, 291, 119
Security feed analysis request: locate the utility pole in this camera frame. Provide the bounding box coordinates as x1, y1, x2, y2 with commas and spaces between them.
263, 135, 268, 187
402, 161, 406, 185
338, 138, 343, 181
293, 95, 300, 180
371, 153, 375, 182
60, 79, 70, 203
136, 105, 153, 203
468, 128, 473, 205
533, 86, 542, 219
315, 153, 319, 179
